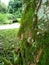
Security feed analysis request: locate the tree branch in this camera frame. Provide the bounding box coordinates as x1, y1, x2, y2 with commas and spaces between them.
36, 0, 42, 12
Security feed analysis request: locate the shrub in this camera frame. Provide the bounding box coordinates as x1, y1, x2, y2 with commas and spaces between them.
0, 13, 10, 24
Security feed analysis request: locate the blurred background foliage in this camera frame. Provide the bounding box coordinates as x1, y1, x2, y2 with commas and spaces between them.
0, 0, 22, 24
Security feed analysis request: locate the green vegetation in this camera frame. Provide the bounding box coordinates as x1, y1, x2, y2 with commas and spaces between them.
0, 0, 49, 65
0, 29, 19, 49
8, 0, 22, 18
0, 0, 22, 24
0, 13, 10, 24
0, 2, 7, 13
17, 0, 49, 65
0, 13, 21, 24
0, 29, 19, 65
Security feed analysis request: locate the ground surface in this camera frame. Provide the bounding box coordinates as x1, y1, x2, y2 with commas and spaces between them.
0, 23, 20, 30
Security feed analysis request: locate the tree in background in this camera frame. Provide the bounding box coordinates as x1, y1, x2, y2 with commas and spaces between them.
8, 0, 22, 18
0, 2, 8, 13
0, 2, 9, 24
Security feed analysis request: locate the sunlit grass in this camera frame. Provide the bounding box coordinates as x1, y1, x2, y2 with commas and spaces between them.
0, 29, 19, 50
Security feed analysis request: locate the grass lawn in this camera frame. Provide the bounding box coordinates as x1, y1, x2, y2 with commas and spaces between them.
0, 29, 19, 50
0, 28, 19, 65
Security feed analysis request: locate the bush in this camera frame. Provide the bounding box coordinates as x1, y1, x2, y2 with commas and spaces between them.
7, 14, 21, 23
7, 14, 15, 20
0, 13, 10, 24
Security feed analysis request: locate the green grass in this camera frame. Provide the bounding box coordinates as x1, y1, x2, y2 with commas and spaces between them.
0, 29, 19, 50
0, 29, 19, 65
